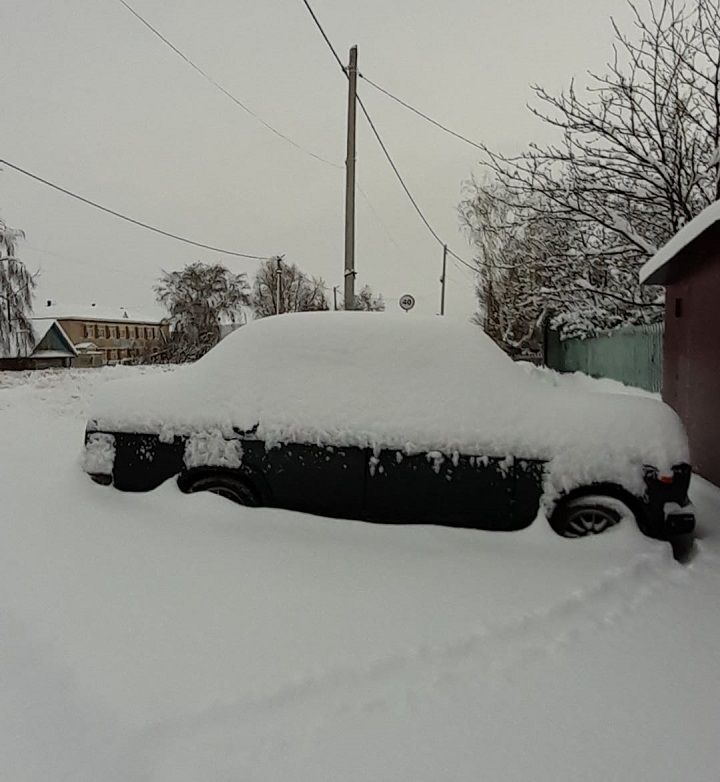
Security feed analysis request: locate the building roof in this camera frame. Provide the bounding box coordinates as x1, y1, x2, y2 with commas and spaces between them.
34, 301, 166, 325
0, 318, 77, 360
31, 318, 78, 357
640, 200, 720, 285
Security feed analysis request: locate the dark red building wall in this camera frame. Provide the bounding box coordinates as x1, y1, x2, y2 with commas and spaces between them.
663, 237, 720, 487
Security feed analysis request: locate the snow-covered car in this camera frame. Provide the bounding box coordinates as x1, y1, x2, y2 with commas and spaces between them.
83, 312, 694, 539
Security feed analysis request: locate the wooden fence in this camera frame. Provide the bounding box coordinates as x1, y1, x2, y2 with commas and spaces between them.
544, 322, 664, 392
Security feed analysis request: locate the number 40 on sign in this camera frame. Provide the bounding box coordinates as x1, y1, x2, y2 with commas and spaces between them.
399, 294, 415, 312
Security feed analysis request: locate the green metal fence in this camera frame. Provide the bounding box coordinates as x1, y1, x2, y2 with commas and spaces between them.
544, 322, 664, 393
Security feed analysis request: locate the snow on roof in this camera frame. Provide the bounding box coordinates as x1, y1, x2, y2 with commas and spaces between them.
89, 312, 688, 494
0, 318, 77, 359
36, 301, 165, 324
31, 318, 78, 356
640, 200, 720, 285
30, 318, 56, 346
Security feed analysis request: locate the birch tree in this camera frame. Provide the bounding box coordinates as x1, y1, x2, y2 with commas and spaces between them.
0, 217, 35, 358
155, 262, 250, 361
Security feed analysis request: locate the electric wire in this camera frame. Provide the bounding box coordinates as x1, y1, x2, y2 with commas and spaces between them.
299, 0, 346, 72
0, 158, 272, 260
359, 74, 484, 152
448, 253, 477, 274
297, 0, 479, 274
356, 183, 401, 249
116, 0, 341, 169
450, 256, 477, 280
357, 95, 478, 272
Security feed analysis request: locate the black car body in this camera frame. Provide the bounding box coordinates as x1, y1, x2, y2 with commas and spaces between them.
84, 425, 694, 540
83, 313, 694, 540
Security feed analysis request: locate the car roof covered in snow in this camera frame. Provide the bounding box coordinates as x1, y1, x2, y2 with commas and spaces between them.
89, 312, 688, 493
640, 200, 720, 285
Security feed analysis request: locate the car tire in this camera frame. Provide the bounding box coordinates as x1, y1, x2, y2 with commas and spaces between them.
184, 474, 259, 507
549, 494, 633, 538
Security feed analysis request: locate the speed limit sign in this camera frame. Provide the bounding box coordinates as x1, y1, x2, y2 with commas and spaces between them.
399, 294, 415, 312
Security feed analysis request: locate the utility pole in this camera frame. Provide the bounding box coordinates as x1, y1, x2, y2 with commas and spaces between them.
343, 45, 358, 311
333, 285, 339, 311
440, 244, 448, 316
275, 256, 283, 315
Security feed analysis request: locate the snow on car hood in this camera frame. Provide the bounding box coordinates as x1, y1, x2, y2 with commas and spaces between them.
88, 312, 688, 493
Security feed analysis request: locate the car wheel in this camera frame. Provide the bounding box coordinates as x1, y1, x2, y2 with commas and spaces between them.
550, 494, 632, 538
184, 475, 259, 507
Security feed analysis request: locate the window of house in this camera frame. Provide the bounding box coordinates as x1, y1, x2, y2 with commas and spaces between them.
134, 326, 140, 339
674, 297, 683, 318
93, 324, 100, 339
144, 327, 151, 339
84, 324, 92, 339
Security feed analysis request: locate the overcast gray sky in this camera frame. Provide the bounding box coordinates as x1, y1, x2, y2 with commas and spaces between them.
1, 0, 631, 320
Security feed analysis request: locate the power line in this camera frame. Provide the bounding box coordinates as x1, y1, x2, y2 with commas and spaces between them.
355, 95, 444, 244
115, 0, 341, 169
450, 256, 477, 279
299, 0, 346, 73
0, 158, 272, 260
297, 0, 478, 274
359, 75, 485, 152
356, 183, 401, 249
448, 253, 477, 273
353, 95, 480, 270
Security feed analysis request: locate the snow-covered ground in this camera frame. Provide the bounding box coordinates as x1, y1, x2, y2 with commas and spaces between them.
1, 366, 719, 781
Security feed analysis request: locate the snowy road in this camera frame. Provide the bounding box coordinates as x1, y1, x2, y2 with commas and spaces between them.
1, 368, 719, 781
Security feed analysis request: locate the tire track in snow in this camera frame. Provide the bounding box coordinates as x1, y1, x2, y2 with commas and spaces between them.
120, 545, 684, 778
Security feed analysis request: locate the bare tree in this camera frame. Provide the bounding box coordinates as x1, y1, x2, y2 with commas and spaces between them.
0, 217, 36, 358
251, 257, 328, 318
464, 0, 720, 345
155, 262, 250, 361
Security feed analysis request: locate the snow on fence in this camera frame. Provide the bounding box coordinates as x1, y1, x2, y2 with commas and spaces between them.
544, 322, 663, 393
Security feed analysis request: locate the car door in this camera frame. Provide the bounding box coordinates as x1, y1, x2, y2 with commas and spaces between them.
258, 442, 366, 520
362, 449, 515, 529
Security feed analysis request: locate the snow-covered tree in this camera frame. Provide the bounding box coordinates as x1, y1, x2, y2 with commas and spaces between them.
459, 177, 662, 354
0, 217, 36, 358
351, 284, 385, 312
155, 262, 250, 361
251, 257, 328, 318
336, 283, 386, 311
465, 0, 720, 346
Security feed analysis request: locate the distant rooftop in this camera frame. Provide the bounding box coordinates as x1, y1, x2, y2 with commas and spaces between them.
0, 318, 77, 360
35, 300, 166, 324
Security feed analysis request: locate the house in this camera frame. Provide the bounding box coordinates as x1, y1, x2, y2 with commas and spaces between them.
640, 201, 720, 487
0, 318, 77, 370
38, 301, 170, 365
